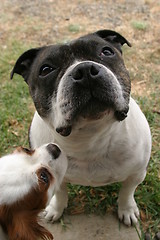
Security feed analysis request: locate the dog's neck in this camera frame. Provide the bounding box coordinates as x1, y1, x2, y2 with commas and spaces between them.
53, 115, 121, 159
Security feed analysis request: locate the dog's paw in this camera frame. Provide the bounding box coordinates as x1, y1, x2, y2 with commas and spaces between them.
118, 205, 139, 226
43, 204, 64, 222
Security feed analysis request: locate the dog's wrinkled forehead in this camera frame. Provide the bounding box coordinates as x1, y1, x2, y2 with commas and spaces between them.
29, 36, 118, 79
11, 29, 131, 83
35, 32, 129, 70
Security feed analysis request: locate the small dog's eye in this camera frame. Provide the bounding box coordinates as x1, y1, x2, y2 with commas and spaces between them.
23, 147, 30, 153
39, 65, 54, 77
22, 147, 34, 155
40, 171, 49, 184
101, 47, 115, 56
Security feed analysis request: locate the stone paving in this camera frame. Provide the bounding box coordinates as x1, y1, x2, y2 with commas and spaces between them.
42, 213, 140, 240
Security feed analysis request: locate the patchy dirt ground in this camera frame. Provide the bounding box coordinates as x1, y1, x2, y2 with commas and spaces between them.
0, 0, 160, 95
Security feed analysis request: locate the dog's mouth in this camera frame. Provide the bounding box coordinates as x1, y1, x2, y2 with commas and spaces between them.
81, 99, 112, 117
55, 97, 115, 137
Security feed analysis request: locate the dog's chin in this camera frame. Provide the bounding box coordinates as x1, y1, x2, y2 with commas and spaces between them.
55, 93, 130, 137
55, 106, 129, 137
55, 101, 114, 137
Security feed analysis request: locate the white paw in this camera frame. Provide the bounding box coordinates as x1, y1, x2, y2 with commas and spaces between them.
43, 204, 64, 222
118, 205, 139, 226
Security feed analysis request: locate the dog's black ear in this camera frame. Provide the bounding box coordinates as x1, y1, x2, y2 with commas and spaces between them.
11, 48, 43, 82
95, 29, 131, 51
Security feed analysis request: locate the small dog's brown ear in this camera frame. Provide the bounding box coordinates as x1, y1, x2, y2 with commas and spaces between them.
95, 29, 131, 50
7, 211, 53, 240
32, 223, 54, 240
10, 47, 43, 83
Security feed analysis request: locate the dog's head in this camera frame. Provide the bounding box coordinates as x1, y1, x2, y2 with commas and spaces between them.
0, 143, 67, 240
11, 30, 131, 137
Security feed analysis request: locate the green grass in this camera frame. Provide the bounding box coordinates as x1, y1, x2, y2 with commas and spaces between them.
68, 24, 85, 34
0, 40, 34, 154
131, 21, 148, 31
133, 79, 160, 238
66, 183, 120, 215
0, 41, 159, 239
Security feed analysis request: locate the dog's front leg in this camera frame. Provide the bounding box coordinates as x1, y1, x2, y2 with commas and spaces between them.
118, 171, 146, 226
44, 182, 68, 222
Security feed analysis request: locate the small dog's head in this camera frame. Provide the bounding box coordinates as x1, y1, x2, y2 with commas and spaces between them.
0, 143, 68, 240
11, 29, 131, 137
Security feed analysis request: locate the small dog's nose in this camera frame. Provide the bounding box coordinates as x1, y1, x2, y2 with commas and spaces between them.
47, 143, 61, 159
72, 62, 101, 85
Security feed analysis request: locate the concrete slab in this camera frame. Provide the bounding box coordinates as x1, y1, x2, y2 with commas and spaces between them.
42, 213, 139, 240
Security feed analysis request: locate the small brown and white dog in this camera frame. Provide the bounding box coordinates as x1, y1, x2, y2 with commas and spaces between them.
0, 143, 68, 240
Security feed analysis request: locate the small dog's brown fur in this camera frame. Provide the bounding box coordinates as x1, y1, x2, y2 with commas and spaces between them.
0, 187, 53, 240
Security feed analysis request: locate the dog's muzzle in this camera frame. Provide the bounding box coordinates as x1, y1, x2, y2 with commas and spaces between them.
55, 61, 129, 136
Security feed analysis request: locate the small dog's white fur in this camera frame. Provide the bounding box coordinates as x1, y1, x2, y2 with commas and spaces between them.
0, 144, 67, 206
30, 97, 151, 226
0, 144, 68, 240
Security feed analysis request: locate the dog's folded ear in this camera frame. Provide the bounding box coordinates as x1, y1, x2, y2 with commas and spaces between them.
95, 29, 131, 51
10, 48, 43, 82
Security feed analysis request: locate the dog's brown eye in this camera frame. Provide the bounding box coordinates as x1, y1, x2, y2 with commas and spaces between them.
36, 167, 53, 190
22, 147, 35, 155
40, 171, 49, 184
102, 47, 115, 56
39, 65, 54, 76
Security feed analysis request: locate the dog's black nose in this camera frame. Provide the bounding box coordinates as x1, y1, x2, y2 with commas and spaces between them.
72, 62, 101, 85
47, 143, 61, 159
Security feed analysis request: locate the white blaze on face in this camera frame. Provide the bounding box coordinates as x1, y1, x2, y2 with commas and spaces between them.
49, 60, 126, 131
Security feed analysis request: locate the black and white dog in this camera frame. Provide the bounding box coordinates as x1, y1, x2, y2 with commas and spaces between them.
11, 30, 151, 226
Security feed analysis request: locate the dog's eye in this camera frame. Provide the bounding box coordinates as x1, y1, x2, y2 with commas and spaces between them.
22, 147, 35, 155
101, 47, 115, 56
39, 65, 54, 77
40, 171, 49, 184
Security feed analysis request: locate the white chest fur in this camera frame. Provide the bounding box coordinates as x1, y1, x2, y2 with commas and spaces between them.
30, 98, 151, 187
